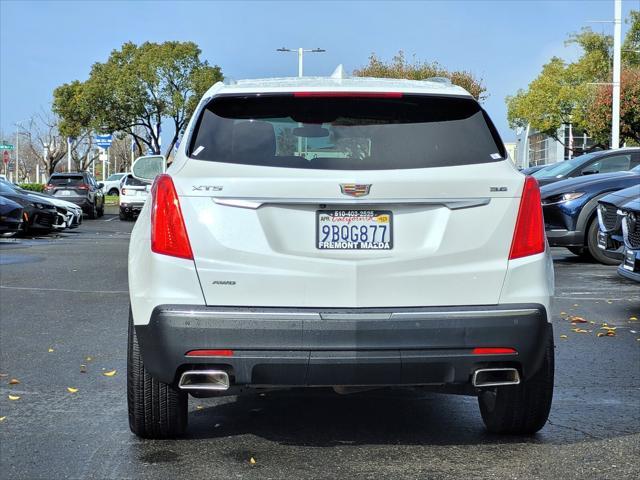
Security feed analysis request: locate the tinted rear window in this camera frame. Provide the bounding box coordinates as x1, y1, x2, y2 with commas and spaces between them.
123, 175, 150, 187
50, 175, 84, 186
188, 94, 505, 170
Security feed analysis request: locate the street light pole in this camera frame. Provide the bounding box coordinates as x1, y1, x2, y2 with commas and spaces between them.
277, 47, 326, 77
612, 0, 622, 149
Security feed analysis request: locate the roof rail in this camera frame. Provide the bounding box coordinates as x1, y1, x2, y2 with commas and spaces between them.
223, 77, 237, 85
424, 77, 451, 84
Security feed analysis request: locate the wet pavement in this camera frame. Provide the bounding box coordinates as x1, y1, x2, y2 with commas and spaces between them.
1, 217, 639, 479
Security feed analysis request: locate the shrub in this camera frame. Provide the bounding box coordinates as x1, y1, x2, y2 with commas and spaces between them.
18, 183, 46, 192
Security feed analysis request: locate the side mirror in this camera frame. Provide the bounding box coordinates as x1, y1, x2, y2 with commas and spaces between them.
132, 155, 166, 182
581, 169, 598, 176
97, 182, 104, 189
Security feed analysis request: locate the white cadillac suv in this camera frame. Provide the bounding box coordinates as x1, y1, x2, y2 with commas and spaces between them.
127, 75, 555, 438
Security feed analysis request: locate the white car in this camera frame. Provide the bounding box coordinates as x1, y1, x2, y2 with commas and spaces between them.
23, 190, 82, 229
119, 174, 150, 220
127, 75, 555, 438
101, 173, 127, 196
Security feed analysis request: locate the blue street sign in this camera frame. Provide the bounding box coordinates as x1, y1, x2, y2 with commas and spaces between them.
95, 134, 113, 149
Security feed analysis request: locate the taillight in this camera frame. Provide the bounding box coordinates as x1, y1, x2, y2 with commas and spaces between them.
472, 347, 517, 355
121, 188, 129, 196
150, 174, 193, 260
509, 176, 545, 260
44, 184, 54, 191
77, 183, 90, 190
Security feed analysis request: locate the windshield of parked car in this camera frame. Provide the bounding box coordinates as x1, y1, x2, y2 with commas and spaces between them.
532, 152, 601, 179
106, 174, 124, 181
49, 175, 84, 186
188, 94, 506, 170
0, 181, 17, 194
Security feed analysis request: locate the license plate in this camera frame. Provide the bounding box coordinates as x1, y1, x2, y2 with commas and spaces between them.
61, 190, 71, 196
317, 210, 393, 250
597, 231, 608, 250
624, 249, 637, 271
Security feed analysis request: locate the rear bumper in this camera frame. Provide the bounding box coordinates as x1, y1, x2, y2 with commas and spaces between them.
120, 203, 143, 215
136, 304, 551, 390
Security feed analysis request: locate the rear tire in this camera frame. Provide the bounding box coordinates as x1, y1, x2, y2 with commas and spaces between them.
127, 308, 187, 438
478, 331, 554, 434
586, 219, 620, 265
108, 188, 119, 196
119, 211, 128, 221
97, 205, 104, 217
88, 203, 97, 219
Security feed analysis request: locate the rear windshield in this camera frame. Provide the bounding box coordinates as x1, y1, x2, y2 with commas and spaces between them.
188, 94, 505, 170
123, 174, 150, 187
50, 175, 84, 186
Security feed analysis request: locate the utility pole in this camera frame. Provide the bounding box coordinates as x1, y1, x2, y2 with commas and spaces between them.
277, 47, 326, 77
612, 0, 622, 149
67, 137, 72, 172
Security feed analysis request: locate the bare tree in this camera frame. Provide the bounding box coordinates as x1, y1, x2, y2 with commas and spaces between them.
27, 112, 68, 176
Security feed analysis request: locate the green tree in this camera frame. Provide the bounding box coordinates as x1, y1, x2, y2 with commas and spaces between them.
587, 68, 640, 145
506, 11, 639, 148
353, 51, 487, 101
53, 41, 223, 158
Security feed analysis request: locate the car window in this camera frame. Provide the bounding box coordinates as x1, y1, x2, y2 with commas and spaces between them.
49, 175, 84, 186
123, 174, 150, 187
584, 154, 631, 174
189, 94, 506, 170
106, 174, 123, 181
531, 153, 600, 179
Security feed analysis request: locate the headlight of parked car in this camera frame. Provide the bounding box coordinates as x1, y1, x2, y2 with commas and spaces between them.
542, 192, 585, 206
30, 202, 46, 209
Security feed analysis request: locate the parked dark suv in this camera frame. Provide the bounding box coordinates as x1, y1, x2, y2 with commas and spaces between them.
45, 172, 105, 218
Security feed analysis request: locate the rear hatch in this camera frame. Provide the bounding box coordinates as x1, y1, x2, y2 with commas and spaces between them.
47, 175, 88, 198
121, 175, 150, 204
174, 92, 525, 308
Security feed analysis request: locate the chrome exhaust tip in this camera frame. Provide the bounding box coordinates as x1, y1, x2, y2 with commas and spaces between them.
472, 368, 520, 388
178, 370, 229, 391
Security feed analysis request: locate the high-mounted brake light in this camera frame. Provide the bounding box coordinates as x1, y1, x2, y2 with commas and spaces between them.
472, 347, 517, 355
293, 91, 403, 98
509, 176, 545, 260
150, 174, 193, 260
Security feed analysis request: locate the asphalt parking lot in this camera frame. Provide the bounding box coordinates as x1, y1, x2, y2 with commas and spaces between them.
1, 216, 639, 480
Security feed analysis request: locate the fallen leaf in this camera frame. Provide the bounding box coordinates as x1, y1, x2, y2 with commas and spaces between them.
630, 316, 638, 321
590, 321, 596, 324
560, 311, 568, 316
0, 373, 8, 378
67, 387, 78, 393
630, 330, 638, 334
103, 370, 117, 377
0, 416, 5, 422
560, 335, 568, 339
80, 365, 87, 373
573, 304, 579, 307
249, 457, 256, 465
606, 300, 613, 304
570, 316, 587, 324
48, 348, 54, 353
8, 378, 20, 385
85, 356, 93, 362
195, 405, 204, 410
572, 328, 589, 333
8, 395, 20, 401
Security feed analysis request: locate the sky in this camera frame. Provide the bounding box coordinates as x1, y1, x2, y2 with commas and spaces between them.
0, 0, 637, 143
